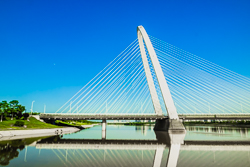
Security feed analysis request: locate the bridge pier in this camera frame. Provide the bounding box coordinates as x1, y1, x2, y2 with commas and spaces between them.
154, 119, 185, 132
102, 120, 106, 140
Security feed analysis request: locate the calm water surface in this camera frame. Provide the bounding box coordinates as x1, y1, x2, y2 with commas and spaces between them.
1, 125, 250, 167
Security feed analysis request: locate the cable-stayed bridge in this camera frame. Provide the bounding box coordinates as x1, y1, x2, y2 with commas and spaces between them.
40, 26, 250, 132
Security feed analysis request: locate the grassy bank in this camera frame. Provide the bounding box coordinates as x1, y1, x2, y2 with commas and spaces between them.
0, 117, 61, 131
55, 120, 99, 128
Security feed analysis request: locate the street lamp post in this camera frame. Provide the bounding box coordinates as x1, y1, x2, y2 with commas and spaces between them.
30, 101, 35, 115
44, 104, 46, 114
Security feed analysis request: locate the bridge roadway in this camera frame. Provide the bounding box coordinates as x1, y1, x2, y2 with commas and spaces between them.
40, 113, 166, 120
40, 113, 250, 121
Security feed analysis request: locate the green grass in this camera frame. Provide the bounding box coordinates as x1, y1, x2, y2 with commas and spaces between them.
55, 120, 98, 127
0, 117, 61, 131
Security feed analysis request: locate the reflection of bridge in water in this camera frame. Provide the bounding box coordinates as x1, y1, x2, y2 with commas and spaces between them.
135, 125, 154, 135
186, 125, 250, 135
34, 131, 250, 167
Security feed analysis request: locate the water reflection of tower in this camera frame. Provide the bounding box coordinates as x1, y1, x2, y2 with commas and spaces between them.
135, 120, 154, 135
135, 126, 149, 135
150, 126, 154, 131
142, 126, 148, 135
135, 126, 142, 131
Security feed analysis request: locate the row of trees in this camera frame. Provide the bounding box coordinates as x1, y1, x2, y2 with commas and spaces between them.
0, 100, 26, 122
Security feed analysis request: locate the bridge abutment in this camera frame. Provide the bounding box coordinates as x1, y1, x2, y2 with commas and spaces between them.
154, 119, 185, 132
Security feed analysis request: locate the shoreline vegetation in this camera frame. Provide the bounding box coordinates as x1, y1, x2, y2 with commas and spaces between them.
0, 117, 100, 131
54, 120, 100, 129
0, 100, 99, 131
0, 100, 57, 131
183, 121, 250, 127
0, 117, 61, 131
0, 100, 26, 122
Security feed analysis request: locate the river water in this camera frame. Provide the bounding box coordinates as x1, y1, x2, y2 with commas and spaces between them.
1, 125, 250, 167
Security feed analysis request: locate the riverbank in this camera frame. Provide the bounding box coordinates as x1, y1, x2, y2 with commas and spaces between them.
183, 120, 250, 127
0, 117, 61, 131
0, 117, 83, 141
55, 120, 99, 129
184, 123, 250, 128
0, 127, 80, 141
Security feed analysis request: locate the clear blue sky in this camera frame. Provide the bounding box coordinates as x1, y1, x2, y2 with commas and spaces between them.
0, 0, 249, 112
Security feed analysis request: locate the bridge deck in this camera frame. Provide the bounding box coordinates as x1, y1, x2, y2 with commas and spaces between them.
40, 113, 250, 120
40, 114, 167, 120
179, 114, 250, 120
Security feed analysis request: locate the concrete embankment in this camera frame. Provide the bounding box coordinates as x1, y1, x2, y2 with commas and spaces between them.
0, 127, 80, 141
81, 124, 98, 128
55, 122, 97, 129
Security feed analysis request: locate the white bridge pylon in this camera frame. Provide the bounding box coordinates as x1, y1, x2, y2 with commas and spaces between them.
137, 26, 179, 119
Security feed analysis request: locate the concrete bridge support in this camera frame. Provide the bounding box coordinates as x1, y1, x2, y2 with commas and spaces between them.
102, 120, 106, 140
154, 119, 185, 132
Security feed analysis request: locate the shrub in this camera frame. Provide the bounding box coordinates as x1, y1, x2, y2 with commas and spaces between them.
32, 112, 40, 115
23, 113, 29, 120
14, 120, 24, 127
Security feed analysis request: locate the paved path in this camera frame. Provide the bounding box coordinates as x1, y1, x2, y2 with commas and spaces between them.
0, 127, 80, 141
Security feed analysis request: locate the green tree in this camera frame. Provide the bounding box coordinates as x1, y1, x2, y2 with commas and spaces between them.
1, 101, 8, 119
16, 105, 25, 119
9, 100, 19, 120
0, 102, 3, 122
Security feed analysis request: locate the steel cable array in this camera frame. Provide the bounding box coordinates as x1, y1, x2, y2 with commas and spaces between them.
55, 36, 250, 115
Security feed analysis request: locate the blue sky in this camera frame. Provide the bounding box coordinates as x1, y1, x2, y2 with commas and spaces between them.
0, 0, 249, 112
